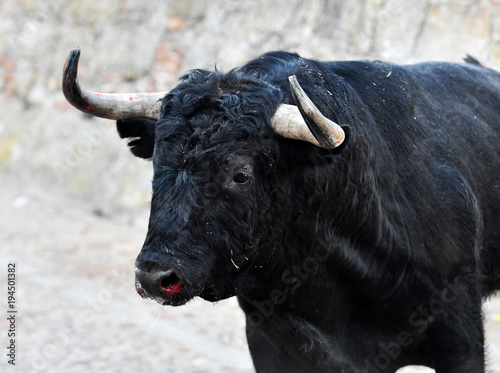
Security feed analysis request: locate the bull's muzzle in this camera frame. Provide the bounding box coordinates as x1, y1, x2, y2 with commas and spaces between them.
135, 267, 182, 301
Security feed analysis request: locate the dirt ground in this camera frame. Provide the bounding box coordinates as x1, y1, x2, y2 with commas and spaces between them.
1, 170, 500, 373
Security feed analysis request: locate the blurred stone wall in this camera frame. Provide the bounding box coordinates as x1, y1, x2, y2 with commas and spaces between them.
1, 0, 500, 217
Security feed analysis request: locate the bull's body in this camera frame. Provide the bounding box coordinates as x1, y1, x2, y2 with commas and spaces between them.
244, 54, 500, 372
64, 50, 500, 372
221, 53, 500, 372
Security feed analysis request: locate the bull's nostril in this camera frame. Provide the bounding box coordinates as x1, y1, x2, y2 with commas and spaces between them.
160, 272, 181, 295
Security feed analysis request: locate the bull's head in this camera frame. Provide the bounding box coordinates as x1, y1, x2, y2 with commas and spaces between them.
62, 48, 346, 306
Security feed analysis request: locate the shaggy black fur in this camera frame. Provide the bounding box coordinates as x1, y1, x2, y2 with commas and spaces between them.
117, 51, 500, 372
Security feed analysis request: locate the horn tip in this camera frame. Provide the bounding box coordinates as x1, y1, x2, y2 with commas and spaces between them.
62, 46, 84, 107
67, 47, 81, 62
67, 46, 81, 62
64, 47, 81, 74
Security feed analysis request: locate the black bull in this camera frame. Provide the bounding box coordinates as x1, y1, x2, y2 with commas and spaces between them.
62, 49, 500, 372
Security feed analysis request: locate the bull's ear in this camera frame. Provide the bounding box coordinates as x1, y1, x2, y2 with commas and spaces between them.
116, 118, 156, 159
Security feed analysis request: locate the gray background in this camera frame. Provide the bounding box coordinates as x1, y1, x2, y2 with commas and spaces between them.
2, 0, 500, 372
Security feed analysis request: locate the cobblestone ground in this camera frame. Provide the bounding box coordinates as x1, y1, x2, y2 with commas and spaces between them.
1, 171, 500, 373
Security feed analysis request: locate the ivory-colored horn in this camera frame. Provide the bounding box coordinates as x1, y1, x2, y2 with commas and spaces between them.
62, 47, 167, 120
271, 75, 345, 149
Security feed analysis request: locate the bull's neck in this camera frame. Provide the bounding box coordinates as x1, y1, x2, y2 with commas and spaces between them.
246, 135, 411, 299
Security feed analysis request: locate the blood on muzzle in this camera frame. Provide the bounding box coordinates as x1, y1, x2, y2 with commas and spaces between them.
135, 268, 182, 296
159, 272, 181, 295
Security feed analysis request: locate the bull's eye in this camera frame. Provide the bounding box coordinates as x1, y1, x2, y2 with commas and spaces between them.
233, 172, 250, 184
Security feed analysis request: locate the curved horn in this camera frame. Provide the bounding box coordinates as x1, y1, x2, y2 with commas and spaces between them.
271, 75, 345, 149
62, 47, 168, 120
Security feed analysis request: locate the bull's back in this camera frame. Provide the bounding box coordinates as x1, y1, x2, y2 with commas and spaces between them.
383, 62, 500, 290
323, 59, 500, 289
411, 62, 500, 256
